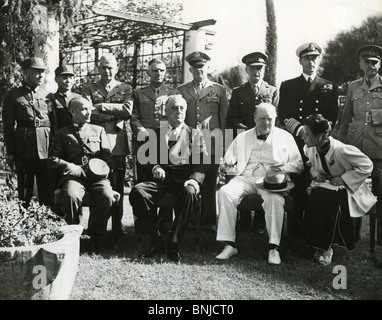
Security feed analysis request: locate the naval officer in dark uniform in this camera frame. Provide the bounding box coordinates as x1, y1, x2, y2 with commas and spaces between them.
278, 42, 339, 239
2, 57, 54, 206
227, 51, 279, 136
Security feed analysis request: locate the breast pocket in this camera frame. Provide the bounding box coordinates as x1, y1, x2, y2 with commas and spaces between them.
351, 93, 364, 110
372, 92, 382, 109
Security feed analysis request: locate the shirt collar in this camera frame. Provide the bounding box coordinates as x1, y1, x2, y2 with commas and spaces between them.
168, 123, 184, 136
302, 73, 316, 82
249, 80, 263, 89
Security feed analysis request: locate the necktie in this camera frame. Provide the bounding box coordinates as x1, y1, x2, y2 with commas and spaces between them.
196, 83, 202, 95
155, 88, 160, 98
307, 77, 312, 85
167, 129, 177, 149
253, 85, 259, 95
366, 78, 372, 87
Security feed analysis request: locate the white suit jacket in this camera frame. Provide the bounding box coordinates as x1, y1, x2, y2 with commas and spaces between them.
304, 136, 376, 217
224, 127, 303, 177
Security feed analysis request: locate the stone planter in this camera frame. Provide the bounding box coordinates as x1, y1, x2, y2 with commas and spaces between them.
0, 225, 83, 300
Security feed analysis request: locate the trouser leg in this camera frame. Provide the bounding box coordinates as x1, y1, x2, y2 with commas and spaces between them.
216, 176, 256, 243
87, 179, 114, 234
170, 185, 197, 244
61, 179, 86, 225
258, 189, 285, 246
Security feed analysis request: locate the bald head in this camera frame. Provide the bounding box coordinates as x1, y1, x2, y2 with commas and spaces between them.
254, 102, 277, 135
69, 97, 93, 124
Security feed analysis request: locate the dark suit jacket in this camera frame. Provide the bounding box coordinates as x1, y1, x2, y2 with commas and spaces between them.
278, 75, 339, 130
137, 123, 209, 186
49, 123, 112, 186
228, 81, 279, 130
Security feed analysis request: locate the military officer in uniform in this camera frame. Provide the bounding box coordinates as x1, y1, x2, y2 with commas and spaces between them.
82, 53, 133, 237
131, 58, 173, 181
131, 58, 173, 234
174, 51, 229, 229
47, 65, 81, 131
49, 97, 114, 253
339, 44, 382, 248
227, 51, 279, 136
2, 57, 53, 206
278, 42, 339, 239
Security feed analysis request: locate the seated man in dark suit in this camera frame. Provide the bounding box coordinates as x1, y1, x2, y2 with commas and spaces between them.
49, 97, 115, 253
129, 95, 209, 262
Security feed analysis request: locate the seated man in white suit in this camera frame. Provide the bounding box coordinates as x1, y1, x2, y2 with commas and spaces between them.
216, 102, 303, 265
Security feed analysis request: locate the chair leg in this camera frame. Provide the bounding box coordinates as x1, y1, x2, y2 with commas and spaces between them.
195, 206, 202, 249
370, 213, 376, 254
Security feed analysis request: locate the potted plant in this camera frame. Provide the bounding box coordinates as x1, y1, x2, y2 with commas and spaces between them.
0, 173, 83, 300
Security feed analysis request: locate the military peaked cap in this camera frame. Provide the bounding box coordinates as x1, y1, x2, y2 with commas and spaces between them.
21, 57, 46, 70
55, 65, 74, 77
296, 43, 322, 58
356, 44, 382, 61
242, 52, 268, 66
185, 51, 211, 66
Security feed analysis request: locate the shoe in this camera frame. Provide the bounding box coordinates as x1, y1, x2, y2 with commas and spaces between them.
268, 249, 281, 265
167, 242, 181, 263
318, 248, 333, 266
216, 245, 238, 260
138, 241, 165, 258
87, 233, 101, 254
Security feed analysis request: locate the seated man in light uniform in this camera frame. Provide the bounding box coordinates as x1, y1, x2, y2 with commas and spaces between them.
216, 103, 303, 265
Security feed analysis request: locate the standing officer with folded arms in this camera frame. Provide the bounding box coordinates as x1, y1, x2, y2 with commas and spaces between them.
174, 51, 229, 230
82, 53, 133, 236
2, 57, 54, 206
278, 43, 339, 240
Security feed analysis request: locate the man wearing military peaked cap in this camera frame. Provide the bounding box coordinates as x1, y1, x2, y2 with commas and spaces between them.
278, 41, 338, 240
54, 65, 75, 77
356, 44, 382, 61
174, 50, 229, 230
228, 50, 278, 133
339, 43, 382, 251
241, 51, 268, 66
185, 51, 211, 66
3, 56, 53, 207
296, 42, 322, 58
21, 57, 46, 70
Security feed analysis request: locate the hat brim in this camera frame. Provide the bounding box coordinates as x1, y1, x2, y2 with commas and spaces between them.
255, 178, 295, 192
361, 57, 381, 62
301, 52, 320, 58
248, 62, 266, 66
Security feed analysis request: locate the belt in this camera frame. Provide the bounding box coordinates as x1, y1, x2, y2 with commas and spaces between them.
17, 119, 51, 127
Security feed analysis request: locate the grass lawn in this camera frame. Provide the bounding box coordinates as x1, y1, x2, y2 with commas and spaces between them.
70, 192, 382, 300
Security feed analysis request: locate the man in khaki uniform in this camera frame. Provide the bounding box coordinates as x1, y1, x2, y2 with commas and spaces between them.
131, 58, 173, 236
175, 51, 229, 229
2, 57, 54, 206
82, 53, 133, 236
339, 44, 382, 248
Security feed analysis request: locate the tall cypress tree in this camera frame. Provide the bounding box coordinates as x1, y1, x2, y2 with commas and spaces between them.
265, 0, 277, 85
